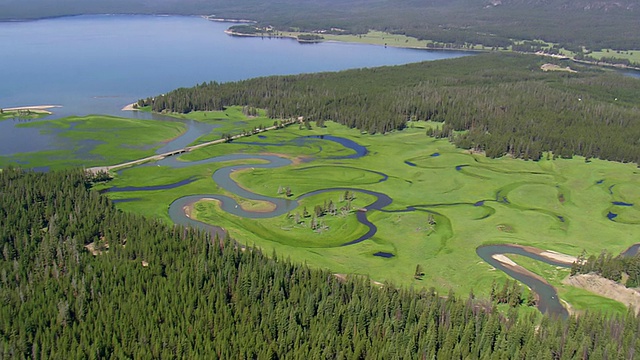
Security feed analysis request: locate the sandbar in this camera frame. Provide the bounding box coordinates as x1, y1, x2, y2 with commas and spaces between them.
540, 250, 577, 264
121, 103, 138, 111
492, 254, 518, 266
3, 104, 61, 114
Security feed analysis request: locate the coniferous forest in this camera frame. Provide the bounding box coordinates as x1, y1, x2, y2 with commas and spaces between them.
1, 168, 640, 358
572, 250, 640, 288
2, 0, 639, 52
139, 54, 640, 164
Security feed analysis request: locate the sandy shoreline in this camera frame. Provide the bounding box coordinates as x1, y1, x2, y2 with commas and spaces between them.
539, 250, 577, 264
3, 104, 61, 115
121, 103, 138, 111
489, 252, 557, 297
492, 254, 518, 266
3, 105, 61, 111
501, 244, 578, 265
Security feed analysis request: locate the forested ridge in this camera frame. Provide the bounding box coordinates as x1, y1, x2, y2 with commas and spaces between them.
2, 168, 640, 358
572, 250, 640, 288
140, 54, 640, 164
1, 0, 638, 51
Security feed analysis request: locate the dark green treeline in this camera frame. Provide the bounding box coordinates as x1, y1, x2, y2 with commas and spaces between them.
572, 250, 640, 288
140, 54, 640, 163
2, 168, 640, 358
3, 0, 639, 52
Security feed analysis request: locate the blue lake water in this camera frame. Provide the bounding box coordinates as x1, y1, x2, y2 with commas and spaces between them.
0, 15, 471, 157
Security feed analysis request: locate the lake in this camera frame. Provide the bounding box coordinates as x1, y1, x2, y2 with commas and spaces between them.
0, 16, 469, 113
0, 15, 470, 156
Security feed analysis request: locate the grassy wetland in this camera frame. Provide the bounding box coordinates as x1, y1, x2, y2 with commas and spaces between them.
4, 53, 640, 316
100, 115, 640, 315
0, 115, 187, 169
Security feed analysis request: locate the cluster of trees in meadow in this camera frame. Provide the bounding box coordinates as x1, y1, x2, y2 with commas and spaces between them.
283, 192, 355, 232
490, 279, 537, 308
571, 250, 640, 288
2, 168, 640, 358
140, 54, 640, 163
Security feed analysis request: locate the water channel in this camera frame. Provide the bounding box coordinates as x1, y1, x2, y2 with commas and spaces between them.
105, 135, 640, 317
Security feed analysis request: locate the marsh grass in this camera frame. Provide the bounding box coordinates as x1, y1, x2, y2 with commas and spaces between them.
1, 115, 186, 169
15, 114, 635, 310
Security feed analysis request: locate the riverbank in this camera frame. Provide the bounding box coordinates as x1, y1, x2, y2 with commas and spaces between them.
485, 246, 572, 317
563, 274, 640, 315
490, 244, 577, 266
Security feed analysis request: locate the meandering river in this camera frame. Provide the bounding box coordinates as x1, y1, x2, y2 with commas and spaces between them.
106, 135, 640, 318
5, 15, 638, 317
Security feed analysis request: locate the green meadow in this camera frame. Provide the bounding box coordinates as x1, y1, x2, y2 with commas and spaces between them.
253, 29, 639, 65
589, 50, 640, 64
2, 106, 636, 314
276, 30, 486, 50
100, 116, 640, 313
142, 105, 278, 144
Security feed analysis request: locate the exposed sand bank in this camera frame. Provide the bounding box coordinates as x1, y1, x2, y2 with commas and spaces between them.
487, 251, 556, 290
3, 104, 61, 115
563, 274, 640, 314
541, 63, 577, 73
121, 103, 138, 111
540, 250, 577, 264
504, 244, 577, 265
4, 105, 61, 111
492, 254, 518, 266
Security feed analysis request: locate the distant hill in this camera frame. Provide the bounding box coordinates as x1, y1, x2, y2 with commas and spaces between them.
491, 0, 637, 11
1, 0, 638, 50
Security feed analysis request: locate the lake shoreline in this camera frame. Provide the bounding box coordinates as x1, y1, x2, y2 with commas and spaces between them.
223, 29, 484, 53
2, 14, 462, 124
222, 26, 640, 71
2, 14, 639, 71
121, 103, 137, 111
